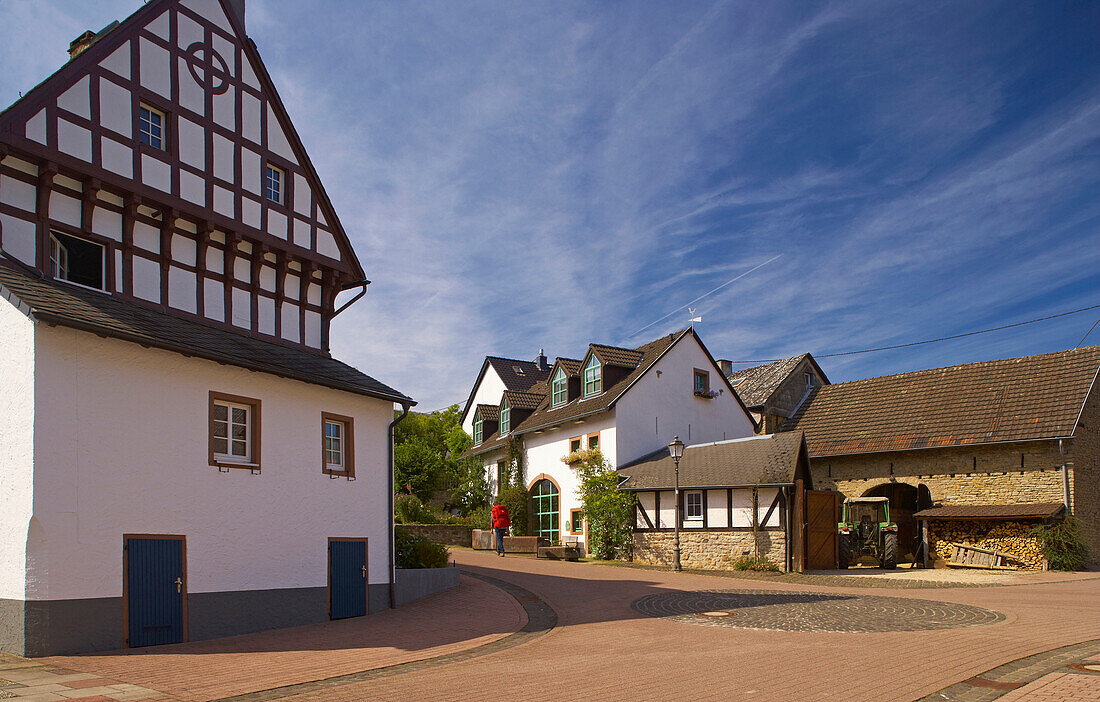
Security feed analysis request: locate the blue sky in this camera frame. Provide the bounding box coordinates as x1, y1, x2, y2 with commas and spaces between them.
3, 1, 1098, 411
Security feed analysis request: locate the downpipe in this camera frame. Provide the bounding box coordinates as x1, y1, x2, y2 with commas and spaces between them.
1060, 439, 1071, 514
388, 402, 411, 609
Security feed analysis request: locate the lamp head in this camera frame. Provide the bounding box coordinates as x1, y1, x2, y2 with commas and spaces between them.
668, 435, 685, 460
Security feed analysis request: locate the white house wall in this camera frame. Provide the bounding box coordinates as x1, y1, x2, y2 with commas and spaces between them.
29, 324, 393, 602
461, 368, 505, 437
0, 299, 35, 601
615, 335, 755, 463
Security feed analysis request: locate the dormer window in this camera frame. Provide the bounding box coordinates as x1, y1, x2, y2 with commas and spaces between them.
473, 416, 483, 444
551, 367, 567, 407
50, 231, 105, 291
499, 399, 511, 434
583, 356, 602, 397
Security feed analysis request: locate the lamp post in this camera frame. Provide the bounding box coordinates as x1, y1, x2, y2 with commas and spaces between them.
668, 435, 685, 572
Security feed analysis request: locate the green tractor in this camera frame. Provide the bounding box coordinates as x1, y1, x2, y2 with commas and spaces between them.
837, 496, 898, 570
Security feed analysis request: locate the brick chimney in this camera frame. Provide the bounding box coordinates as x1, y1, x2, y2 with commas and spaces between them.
718, 359, 733, 377
535, 349, 550, 372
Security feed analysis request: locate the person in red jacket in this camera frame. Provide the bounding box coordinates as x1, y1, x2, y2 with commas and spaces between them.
491, 502, 511, 557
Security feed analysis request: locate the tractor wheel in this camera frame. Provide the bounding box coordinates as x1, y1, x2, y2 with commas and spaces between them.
883, 533, 898, 570
838, 533, 850, 569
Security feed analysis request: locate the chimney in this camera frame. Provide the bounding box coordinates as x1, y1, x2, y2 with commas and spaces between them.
68, 30, 98, 60
718, 359, 733, 377
535, 349, 550, 372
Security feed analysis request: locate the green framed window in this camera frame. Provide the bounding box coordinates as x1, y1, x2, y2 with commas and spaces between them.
530, 478, 560, 543
500, 399, 511, 434
583, 356, 602, 397
473, 416, 483, 444
551, 367, 567, 407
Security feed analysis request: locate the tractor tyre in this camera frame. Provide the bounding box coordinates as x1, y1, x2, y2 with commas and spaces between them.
883, 532, 898, 570
838, 533, 850, 569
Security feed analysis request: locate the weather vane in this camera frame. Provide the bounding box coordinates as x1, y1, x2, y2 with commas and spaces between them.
689, 308, 701, 329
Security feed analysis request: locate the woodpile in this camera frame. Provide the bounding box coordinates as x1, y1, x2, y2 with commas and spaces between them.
928, 520, 1046, 570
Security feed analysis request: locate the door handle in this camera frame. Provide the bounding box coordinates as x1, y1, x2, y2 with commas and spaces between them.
361, 565, 367, 579
175, 577, 182, 593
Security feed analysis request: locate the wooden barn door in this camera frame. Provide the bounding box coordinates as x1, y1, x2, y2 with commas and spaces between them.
804, 491, 839, 570
329, 538, 368, 619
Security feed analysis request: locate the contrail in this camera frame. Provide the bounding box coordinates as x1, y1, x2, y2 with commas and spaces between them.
622, 254, 783, 342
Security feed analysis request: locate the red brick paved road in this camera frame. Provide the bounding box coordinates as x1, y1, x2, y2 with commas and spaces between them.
36, 553, 1100, 701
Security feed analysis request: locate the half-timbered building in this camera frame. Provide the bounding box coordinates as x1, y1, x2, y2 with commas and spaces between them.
0, 0, 413, 656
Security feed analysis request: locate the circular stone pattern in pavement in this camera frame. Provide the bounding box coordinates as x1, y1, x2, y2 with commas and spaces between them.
632, 589, 1005, 632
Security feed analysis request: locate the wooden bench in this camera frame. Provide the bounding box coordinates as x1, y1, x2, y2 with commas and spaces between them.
946, 543, 1018, 570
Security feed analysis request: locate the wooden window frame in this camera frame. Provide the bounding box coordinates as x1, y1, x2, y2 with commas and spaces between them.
496, 461, 507, 494
569, 436, 582, 453
693, 368, 710, 395
265, 163, 285, 204
550, 367, 567, 407
321, 412, 355, 478
805, 372, 815, 388
583, 356, 602, 397
208, 391, 262, 471
473, 416, 483, 444
570, 508, 584, 534
138, 102, 168, 151
49, 230, 107, 292
499, 399, 511, 435
586, 432, 600, 450
685, 490, 704, 521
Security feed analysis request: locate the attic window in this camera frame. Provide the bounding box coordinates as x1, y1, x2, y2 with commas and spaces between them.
583, 356, 602, 397
513, 366, 525, 375
138, 103, 166, 150
805, 372, 815, 388
473, 416, 483, 444
499, 399, 511, 434
550, 367, 567, 407
50, 231, 105, 291
265, 164, 284, 204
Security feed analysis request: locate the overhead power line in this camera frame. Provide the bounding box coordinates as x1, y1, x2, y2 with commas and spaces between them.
1076, 318, 1100, 349
729, 302, 1100, 364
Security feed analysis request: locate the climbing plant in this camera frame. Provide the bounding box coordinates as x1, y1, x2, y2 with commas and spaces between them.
567, 449, 636, 560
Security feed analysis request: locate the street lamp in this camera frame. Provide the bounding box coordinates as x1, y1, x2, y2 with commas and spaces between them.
668, 435, 685, 572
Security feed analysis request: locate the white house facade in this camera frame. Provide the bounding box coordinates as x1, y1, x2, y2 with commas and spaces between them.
464, 329, 756, 547
0, 0, 413, 656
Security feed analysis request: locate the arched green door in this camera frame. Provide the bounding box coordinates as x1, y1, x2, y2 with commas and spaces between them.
530, 479, 560, 543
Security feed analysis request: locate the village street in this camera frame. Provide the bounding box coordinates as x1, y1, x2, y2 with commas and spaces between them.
3, 549, 1098, 702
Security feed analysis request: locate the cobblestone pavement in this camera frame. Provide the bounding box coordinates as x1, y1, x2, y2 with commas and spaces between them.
632, 588, 1005, 632
0, 653, 164, 702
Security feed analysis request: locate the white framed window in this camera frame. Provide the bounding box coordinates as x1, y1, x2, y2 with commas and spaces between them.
473, 416, 483, 444
49, 231, 105, 291
321, 412, 355, 477
583, 356, 602, 397
685, 491, 703, 520
805, 372, 815, 388
550, 366, 567, 407
265, 164, 284, 204
499, 399, 511, 434
138, 103, 166, 150
212, 401, 251, 461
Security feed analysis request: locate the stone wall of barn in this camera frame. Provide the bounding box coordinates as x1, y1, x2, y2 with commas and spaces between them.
1067, 384, 1100, 565
633, 529, 787, 571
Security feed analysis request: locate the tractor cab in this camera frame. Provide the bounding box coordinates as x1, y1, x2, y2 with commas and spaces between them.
837, 496, 899, 569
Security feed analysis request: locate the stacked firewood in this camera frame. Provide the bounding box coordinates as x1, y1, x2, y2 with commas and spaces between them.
928, 520, 1046, 570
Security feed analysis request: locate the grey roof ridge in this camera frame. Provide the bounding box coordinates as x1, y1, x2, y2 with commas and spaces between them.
0, 272, 414, 405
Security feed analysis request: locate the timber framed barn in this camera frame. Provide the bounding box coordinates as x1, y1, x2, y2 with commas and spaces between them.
782, 346, 1100, 569
0, 0, 413, 656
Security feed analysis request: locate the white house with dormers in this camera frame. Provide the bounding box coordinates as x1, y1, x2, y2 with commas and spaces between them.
463, 328, 756, 548
0, 0, 413, 656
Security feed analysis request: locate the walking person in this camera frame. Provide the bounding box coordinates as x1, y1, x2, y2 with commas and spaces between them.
491, 501, 511, 557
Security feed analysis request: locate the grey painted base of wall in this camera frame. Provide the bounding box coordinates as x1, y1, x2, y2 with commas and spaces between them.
3, 583, 396, 657
394, 567, 459, 606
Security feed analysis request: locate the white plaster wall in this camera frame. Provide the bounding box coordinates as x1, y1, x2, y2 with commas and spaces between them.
28, 326, 395, 600
615, 334, 754, 465
98, 80, 131, 137
0, 175, 36, 213
706, 489, 728, 527
0, 214, 37, 268
461, 368, 505, 437
0, 299, 35, 599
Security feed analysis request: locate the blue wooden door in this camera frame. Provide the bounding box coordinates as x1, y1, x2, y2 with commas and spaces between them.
126, 537, 185, 647
329, 539, 367, 619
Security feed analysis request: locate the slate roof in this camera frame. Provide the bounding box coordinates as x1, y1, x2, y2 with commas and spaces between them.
486, 356, 551, 392
729, 354, 813, 408
467, 330, 691, 457
0, 261, 413, 404
590, 344, 645, 368
913, 503, 1065, 520
782, 346, 1100, 457
475, 404, 499, 421
617, 432, 807, 490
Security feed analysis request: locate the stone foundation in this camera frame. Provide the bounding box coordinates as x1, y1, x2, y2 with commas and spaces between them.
928, 520, 1047, 570
633, 530, 787, 571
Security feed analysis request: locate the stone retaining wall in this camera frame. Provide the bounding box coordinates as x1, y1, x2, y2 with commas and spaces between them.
928, 520, 1047, 570
633, 530, 787, 571
395, 524, 473, 547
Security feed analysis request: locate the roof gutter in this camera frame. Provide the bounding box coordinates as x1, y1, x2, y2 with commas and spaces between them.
620, 482, 795, 492
388, 401, 412, 609
809, 434, 1076, 459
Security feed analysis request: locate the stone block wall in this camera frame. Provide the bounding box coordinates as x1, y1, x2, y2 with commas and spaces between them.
633, 530, 786, 571
810, 442, 1068, 507
1068, 386, 1100, 565
928, 520, 1046, 570
395, 524, 472, 547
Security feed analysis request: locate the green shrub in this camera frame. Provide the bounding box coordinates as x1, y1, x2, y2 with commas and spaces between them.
567, 450, 636, 560
465, 507, 492, 530
394, 531, 450, 569
1031, 516, 1089, 571
498, 486, 530, 536
728, 554, 780, 572
394, 494, 438, 524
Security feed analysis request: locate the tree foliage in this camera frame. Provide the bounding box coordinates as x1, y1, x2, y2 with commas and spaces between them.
394, 404, 489, 513
566, 449, 636, 560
